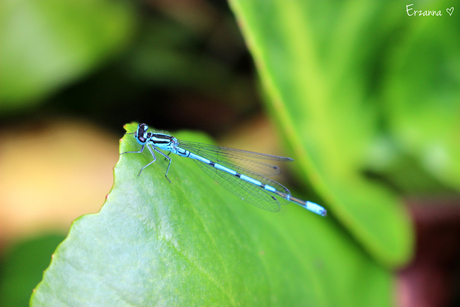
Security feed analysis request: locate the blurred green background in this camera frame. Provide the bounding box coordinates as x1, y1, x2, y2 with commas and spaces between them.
1, 0, 459, 306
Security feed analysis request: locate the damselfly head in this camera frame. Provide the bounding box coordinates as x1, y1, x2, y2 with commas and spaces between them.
135, 123, 149, 145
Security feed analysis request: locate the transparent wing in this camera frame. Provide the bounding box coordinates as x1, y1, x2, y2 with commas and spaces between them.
193, 159, 282, 212
178, 140, 293, 177
178, 140, 292, 208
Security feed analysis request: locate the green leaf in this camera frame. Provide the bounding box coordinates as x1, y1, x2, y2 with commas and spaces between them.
0, 234, 66, 307
384, 10, 460, 192
31, 123, 392, 306
0, 0, 136, 111
229, 0, 413, 267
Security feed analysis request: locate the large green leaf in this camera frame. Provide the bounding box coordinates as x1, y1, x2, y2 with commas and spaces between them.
229, 0, 413, 267
31, 123, 392, 306
384, 8, 460, 191
0, 0, 136, 111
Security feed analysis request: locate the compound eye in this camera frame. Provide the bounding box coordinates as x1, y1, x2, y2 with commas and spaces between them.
139, 124, 148, 132
138, 136, 146, 143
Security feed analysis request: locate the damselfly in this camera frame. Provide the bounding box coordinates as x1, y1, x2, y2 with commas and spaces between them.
122, 123, 326, 216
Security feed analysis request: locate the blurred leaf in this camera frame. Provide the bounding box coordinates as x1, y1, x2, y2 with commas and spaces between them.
365, 135, 458, 196
0, 234, 65, 307
31, 123, 392, 306
0, 0, 136, 111
384, 7, 460, 192
229, 0, 414, 267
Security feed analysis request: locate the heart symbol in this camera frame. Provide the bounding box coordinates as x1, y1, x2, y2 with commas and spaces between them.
446, 7, 454, 15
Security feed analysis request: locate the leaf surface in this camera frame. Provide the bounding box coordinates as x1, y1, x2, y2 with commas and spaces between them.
31, 123, 391, 306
